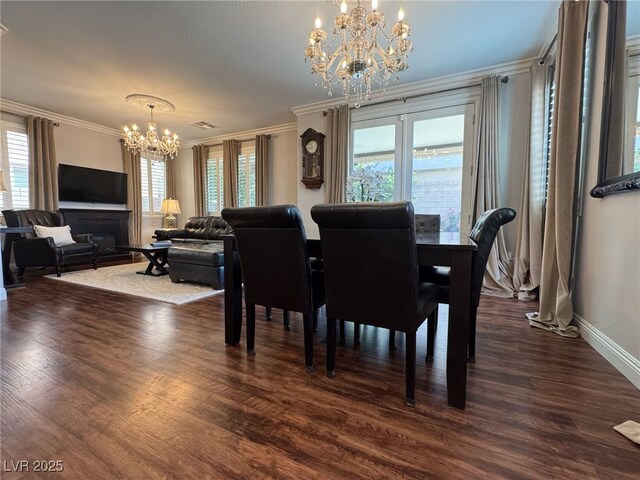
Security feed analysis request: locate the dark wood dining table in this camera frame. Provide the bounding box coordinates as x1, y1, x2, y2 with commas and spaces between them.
222, 231, 476, 409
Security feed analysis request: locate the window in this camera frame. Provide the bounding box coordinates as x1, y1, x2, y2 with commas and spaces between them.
206, 152, 224, 215
140, 156, 166, 215
204, 143, 256, 213
0, 122, 29, 210
237, 146, 256, 208
350, 101, 475, 235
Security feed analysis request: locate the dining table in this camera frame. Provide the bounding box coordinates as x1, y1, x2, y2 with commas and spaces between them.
222, 231, 476, 409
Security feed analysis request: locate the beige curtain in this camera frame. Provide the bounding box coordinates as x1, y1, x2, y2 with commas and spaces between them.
192, 145, 208, 217
326, 105, 350, 203
529, 0, 588, 338
27, 116, 58, 210
166, 154, 177, 199
255, 134, 270, 206
513, 60, 552, 300
473, 76, 515, 297
121, 140, 142, 245
223, 139, 239, 208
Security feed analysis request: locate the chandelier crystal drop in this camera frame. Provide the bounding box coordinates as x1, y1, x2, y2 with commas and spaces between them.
305, 0, 413, 107
122, 95, 180, 160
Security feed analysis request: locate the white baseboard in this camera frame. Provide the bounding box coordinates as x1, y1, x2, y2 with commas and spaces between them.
573, 313, 640, 390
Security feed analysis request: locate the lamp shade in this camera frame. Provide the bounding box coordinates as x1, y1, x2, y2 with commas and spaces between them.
160, 198, 181, 215
0, 171, 7, 193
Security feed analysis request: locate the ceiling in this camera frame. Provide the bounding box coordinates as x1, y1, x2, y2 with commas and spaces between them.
0, 1, 559, 142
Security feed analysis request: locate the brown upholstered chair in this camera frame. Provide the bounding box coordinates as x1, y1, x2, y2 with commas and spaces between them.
2, 209, 98, 278
311, 201, 439, 407
422, 207, 517, 362
221, 205, 325, 372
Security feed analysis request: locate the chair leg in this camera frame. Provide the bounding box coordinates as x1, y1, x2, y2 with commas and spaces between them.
434, 305, 439, 332
389, 329, 396, 351
468, 307, 477, 363
312, 308, 318, 332
405, 331, 416, 407
93, 258, 98, 270
246, 302, 256, 356
265, 307, 272, 320
56, 266, 62, 277
339, 320, 346, 342
326, 317, 337, 378
283, 310, 290, 330
426, 310, 436, 361
354, 323, 360, 345
303, 312, 314, 373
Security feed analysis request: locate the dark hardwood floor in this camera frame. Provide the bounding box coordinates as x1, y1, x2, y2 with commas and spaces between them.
1, 273, 639, 479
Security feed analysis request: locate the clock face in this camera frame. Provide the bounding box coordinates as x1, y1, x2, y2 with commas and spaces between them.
305, 140, 318, 154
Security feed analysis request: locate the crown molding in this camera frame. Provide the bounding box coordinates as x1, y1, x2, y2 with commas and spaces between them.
181, 122, 297, 149
291, 57, 534, 117
0, 98, 121, 136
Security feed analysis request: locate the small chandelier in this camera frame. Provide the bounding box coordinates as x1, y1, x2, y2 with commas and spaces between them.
305, 0, 413, 107
122, 94, 180, 160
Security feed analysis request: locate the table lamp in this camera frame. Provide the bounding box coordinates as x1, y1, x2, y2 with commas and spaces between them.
160, 198, 181, 228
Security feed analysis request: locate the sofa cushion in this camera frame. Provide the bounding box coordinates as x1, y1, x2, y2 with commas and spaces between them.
58, 242, 95, 255
168, 242, 225, 267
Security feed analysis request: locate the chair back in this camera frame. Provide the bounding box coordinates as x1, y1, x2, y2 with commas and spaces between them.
221, 205, 313, 313
311, 202, 419, 331
415, 214, 440, 233
2, 209, 64, 238
469, 207, 517, 305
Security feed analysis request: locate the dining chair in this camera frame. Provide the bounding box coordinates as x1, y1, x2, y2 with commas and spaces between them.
221, 205, 325, 372
390, 213, 443, 350
414, 214, 441, 233
311, 201, 439, 407
422, 207, 517, 362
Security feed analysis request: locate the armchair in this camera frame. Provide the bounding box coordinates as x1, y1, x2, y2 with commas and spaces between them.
2, 209, 98, 278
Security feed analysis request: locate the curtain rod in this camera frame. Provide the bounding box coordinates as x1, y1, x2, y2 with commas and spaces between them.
538, 35, 557, 66
322, 76, 509, 114
202, 134, 271, 148
0, 109, 60, 126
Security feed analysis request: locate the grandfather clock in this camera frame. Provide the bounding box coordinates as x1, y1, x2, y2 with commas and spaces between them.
300, 128, 325, 189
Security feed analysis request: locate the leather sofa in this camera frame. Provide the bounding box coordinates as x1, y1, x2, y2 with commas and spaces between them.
2, 209, 98, 277
155, 216, 232, 289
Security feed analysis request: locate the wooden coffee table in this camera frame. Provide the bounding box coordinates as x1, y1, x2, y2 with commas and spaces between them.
116, 244, 170, 276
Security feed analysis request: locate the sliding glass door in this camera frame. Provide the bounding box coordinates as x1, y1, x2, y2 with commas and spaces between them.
350, 103, 475, 235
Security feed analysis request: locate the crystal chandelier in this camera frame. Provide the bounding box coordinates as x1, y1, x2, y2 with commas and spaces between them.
122, 94, 180, 160
305, 0, 413, 107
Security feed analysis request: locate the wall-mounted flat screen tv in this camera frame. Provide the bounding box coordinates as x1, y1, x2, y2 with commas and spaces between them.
58, 164, 127, 205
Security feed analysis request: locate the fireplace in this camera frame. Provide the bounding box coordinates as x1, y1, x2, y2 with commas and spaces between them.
60, 209, 130, 261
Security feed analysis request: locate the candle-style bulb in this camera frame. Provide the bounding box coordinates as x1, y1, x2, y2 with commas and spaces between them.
398, 7, 405, 21
315, 16, 322, 29
372, 0, 379, 11
341, 1, 347, 14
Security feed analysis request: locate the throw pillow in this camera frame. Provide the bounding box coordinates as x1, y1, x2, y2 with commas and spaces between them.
33, 225, 76, 247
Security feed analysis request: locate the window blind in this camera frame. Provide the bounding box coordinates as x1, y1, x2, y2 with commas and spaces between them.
0, 124, 30, 210
206, 157, 224, 215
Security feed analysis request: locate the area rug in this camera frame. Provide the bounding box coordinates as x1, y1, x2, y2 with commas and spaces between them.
45, 262, 224, 305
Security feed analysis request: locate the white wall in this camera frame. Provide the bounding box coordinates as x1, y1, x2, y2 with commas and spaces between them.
55, 123, 121, 171
175, 127, 298, 222
573, 4, 640, 383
